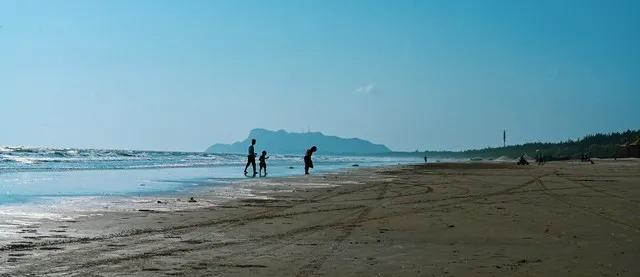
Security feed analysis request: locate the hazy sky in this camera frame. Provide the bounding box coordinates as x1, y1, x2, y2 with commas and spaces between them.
1, 0, 638, 152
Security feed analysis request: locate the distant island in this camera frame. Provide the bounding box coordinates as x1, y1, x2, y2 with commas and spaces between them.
206, 129, 391, 155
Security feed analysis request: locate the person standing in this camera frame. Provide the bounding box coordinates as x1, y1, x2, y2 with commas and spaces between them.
259, 150, 269, 177
244, 139, 257, 176
304, 146, 317, 175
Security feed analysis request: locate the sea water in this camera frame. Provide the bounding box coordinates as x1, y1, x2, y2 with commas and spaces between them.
0, 146, 419, 239
0, 147, 418, 202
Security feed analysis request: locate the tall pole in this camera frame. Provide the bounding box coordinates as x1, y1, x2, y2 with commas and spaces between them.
503, 129, 506, 148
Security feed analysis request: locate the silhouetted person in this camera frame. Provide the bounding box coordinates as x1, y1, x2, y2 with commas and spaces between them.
244, 139, 257, 176
259, 150, 269, 177
517, 155, 529, 165
304, 146, 317, 175
424, 155, 428, 163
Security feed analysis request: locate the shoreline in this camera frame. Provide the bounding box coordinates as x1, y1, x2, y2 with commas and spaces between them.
0, 159, 419, 204
0, 164, 389, 245
2, 160, 639, 276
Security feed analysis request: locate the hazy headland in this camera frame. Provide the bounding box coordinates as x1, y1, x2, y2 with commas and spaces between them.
206, 128, 640, 161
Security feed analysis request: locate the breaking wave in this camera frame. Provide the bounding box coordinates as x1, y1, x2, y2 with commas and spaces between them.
0, 146, 411, 172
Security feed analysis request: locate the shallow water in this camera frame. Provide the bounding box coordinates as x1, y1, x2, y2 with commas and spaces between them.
0, 156, 417, 204
0, 147, 420, 240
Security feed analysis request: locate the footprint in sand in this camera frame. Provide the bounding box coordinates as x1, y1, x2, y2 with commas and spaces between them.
39, 246, 64, 251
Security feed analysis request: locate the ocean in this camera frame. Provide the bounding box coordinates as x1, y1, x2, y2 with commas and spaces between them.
0, 146, 420, 202
0, 146, 419, 240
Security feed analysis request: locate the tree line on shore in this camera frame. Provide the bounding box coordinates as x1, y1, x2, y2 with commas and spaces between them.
382, 129, 640, 160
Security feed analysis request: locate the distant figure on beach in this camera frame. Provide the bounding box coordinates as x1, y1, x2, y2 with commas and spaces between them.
424, 155, 428, 163
304, 146, 317, 175
259, 151, 269, 177
517, 155, 529, 165
244, 139, 257, 176
536, 153, 544, 166
581, 153, 594, 164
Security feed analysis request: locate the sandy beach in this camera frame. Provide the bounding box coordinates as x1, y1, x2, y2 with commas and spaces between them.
1, 160, 639, 276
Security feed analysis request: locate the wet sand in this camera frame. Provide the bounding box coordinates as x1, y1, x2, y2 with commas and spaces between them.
1, 160, 639, 276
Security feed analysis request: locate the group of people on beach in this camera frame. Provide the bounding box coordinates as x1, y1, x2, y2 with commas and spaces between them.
243, 138, 317, 177
581, 153, 595, 164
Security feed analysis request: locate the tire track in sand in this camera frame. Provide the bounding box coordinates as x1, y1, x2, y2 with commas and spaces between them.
295, 183, 390, 277
536, 178, 640, 232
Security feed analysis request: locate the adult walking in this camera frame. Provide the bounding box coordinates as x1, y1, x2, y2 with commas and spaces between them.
244, 139, 257, 176
304, 146, 317, 175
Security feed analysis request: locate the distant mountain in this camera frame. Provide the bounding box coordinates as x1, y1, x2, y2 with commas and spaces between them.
206, 129, 391, 155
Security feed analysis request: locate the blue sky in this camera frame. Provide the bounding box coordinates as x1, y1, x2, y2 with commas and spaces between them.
1, 0, 638, 152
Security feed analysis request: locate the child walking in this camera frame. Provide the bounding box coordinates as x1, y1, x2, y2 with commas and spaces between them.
259, 151, 269, 177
